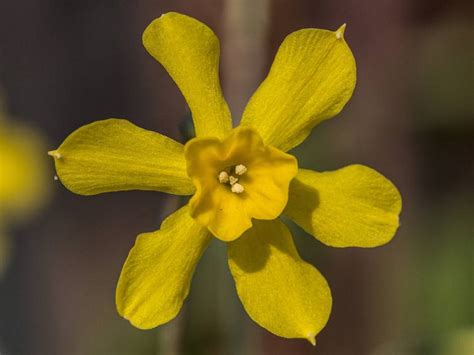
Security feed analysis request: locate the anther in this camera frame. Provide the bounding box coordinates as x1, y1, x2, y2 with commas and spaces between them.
218, 171, 229, 184
235, 164, 247, 175
231, 183, 244, 193
229, 176, 238, 185
53, 175, 59, 181
47, 150, 62, 159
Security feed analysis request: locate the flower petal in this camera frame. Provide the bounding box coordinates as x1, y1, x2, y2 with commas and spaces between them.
285, 165, 402, 248
228, 219, 332, 343
184, 127, 297, 241
116, 206, 211, 329
143, 12, 232, 139
241, 25, 356, 152
49, 119, 194, 195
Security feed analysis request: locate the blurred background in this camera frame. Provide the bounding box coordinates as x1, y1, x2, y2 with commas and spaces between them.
0, 0, 472, 354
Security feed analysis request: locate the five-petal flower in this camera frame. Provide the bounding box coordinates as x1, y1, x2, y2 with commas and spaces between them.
48, 12, 402, 344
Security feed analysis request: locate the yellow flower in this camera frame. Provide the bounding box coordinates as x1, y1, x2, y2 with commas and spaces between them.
0, 107, 49, 276
48, 12, 402, 343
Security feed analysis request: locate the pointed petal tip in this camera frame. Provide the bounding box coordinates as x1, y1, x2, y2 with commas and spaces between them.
47, 150, 61, 159
306, 332, 317, 346
336, 23, 347, 39
158, 12, 172, 19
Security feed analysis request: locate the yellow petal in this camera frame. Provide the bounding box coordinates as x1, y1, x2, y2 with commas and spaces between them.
228, 219, 332, 342
143, 12, 232, 139
285, 165, 402, 247
241, 25, 356, 152
116, 205, 211, 329
184, 126, 297, 241
49, 119, 194, 195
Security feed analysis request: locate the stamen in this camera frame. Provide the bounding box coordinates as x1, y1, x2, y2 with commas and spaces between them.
235, 164, 247, 175
231, 183, 244, 193
218, 164, 248, 193
218, 171, 229, 184
229, 176, 239, 185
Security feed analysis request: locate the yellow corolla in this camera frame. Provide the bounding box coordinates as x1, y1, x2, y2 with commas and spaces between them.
48, 12, 402, 344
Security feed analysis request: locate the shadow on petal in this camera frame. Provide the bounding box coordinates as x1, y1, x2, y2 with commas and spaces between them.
284, 178, 321, 232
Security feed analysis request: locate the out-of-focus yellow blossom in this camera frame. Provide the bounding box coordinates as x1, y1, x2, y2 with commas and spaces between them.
49, 12, 402, 344
0, 105, 49, 276
439, 329, 474, 355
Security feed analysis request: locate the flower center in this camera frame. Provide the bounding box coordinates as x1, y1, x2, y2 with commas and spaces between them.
218, 164, 247, 193
183, 126, 298, 241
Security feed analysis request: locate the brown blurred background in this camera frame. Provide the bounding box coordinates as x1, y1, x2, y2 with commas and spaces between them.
0, 1, 472, 354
